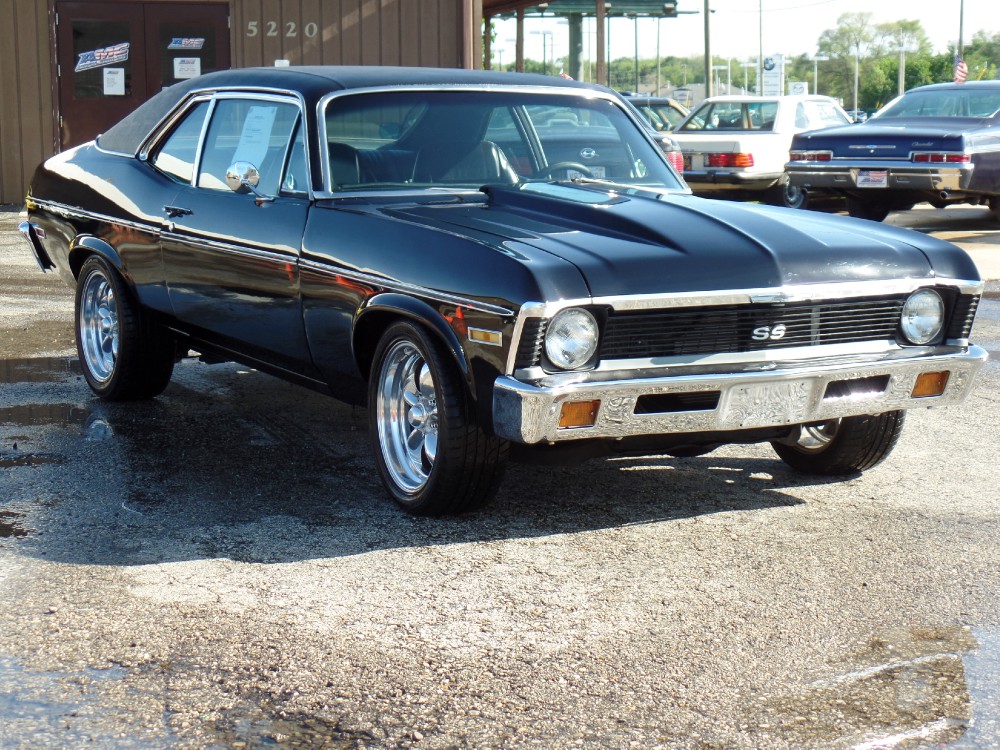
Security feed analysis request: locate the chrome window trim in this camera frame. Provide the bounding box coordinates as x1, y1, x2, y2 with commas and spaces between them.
139, 87, 315, 200
314, 84, 682, 198
299, 259, 515, 317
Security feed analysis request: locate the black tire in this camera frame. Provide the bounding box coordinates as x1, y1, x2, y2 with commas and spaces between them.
771, 411, 905, 475
75, 255, 175, 401
368, 321, 509, 515
766, 179, 808, 210
846, 197, 891, 222
989, 197, 1000, 221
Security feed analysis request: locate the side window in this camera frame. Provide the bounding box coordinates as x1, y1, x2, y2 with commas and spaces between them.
197, 98, 301, 194
151, 100, 210, 184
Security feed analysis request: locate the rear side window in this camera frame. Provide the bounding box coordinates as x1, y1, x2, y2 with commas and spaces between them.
151, 100, 210, 184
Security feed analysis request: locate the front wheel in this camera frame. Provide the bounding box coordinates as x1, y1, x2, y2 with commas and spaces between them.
369, 321, 508, 515
75, 255, 175, 401
771, 411, 905, 475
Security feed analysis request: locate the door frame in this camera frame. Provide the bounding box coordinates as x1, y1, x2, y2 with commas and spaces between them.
49, 0, 232, 153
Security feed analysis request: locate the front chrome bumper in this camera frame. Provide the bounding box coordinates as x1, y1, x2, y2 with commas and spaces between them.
785, 162, 973, 192
493, 347, 987, 444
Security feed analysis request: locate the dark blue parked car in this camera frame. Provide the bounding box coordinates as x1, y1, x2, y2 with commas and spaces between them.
786, 81, 1000, 221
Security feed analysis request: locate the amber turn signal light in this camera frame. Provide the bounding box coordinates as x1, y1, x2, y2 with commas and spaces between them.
559, 400, 600, 429
912, 371, 949, 398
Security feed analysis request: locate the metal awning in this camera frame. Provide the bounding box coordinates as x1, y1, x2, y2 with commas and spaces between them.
485, 1, 678, 16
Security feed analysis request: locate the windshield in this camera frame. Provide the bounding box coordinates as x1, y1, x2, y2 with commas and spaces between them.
322, 90, 684, 193
875, 88, 1000, 119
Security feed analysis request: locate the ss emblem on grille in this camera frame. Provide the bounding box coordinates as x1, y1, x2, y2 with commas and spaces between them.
751, 323, 787, 341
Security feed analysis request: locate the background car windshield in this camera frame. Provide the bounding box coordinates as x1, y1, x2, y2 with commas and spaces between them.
877, 89, 1000, 118
799, 100, 851, 128
323, 90, 683, 192
680, 100, 779, 131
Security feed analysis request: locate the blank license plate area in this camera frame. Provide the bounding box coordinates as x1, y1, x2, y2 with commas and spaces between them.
857, 169, 889, 188
719, 380, 815, 429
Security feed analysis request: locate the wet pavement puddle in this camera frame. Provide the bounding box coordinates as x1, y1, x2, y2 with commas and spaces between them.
761, 625, 1000, 748
0, 357, 81, 384
0, 404, 89, 428
0, 452, 63, 469
0, 511, 32, 538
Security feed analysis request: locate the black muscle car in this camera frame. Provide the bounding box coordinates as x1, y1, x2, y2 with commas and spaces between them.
786, 81, 1000, 221
20, 66, 987, 515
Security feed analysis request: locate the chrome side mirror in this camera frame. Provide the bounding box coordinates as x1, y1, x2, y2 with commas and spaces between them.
225, 161, 274, 203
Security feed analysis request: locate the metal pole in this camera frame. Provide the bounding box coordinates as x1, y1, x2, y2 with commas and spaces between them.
813, 58, 818, 94
959, 0, 965, 57
634, 15, 639, 92
656, 17, 661, 94
757, 0, 763, 95
853, 43, 859, 114
704, 0, 712, 98
898, 30, 905, 96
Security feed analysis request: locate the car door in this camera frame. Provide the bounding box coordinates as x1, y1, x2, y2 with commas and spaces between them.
151, 93, 315, 376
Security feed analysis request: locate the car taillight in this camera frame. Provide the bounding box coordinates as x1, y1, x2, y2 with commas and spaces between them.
789, 150, 833, 162
912, 152, 971, 164
666, 151, 684, 172
706, 153, 754, 168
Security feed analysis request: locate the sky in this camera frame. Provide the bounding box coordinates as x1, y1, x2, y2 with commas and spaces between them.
491, 0, 998, 66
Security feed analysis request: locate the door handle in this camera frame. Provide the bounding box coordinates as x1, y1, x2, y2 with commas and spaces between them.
163, 205, 193, 219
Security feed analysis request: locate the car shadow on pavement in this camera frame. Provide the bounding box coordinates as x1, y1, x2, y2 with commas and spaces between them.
0, 358, 851, 568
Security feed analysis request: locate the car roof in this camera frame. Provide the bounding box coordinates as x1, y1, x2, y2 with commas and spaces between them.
909, 80, 1000, 92
697, 94, 838, 104
97, 65, 606, 156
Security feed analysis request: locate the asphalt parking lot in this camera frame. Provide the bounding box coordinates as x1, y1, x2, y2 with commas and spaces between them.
2, 203, 999, 749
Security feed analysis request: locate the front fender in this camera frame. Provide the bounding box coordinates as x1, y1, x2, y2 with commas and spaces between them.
354, 293, 470, 382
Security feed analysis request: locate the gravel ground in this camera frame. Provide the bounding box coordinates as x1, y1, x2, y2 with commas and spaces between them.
1, 205, 999, 749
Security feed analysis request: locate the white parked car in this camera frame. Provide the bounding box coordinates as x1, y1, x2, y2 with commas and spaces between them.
671, 95, 851, 208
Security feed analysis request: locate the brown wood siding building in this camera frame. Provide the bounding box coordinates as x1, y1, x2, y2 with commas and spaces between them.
0, 0, 484, 205
0, 0, 55, 207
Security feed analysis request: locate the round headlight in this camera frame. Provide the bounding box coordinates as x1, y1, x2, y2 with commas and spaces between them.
545, 308, 599, 370
900, 289, 945, 345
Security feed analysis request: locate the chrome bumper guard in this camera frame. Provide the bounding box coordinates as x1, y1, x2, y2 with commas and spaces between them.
493, 347, 987, 444
18, 221, 54, 271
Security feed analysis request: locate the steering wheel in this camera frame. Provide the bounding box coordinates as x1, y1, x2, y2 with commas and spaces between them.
533, 161, 594, 179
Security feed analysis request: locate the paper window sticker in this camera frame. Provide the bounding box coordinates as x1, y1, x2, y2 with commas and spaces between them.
103, 68, 126, 96
232, 106, 279, 168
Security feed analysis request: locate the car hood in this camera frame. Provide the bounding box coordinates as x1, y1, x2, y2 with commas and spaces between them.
384, 184, 976, 298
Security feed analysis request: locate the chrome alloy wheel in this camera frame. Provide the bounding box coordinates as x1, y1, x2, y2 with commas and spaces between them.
79, 269, 119, 382
791, 420, 841, 452
376, 340, 439, 494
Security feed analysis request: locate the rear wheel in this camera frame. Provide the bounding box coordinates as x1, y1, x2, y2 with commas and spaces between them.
766, 178, 808, 210
989, 197, 1000, 220
771, 411, 905, 475
369, 321, 508, 515
75, 255, 174, 401
846, 197, 891, 222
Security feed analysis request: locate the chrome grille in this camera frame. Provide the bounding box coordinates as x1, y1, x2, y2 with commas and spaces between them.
599, 297, 907, 359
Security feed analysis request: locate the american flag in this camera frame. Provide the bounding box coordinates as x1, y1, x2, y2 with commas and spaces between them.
954, 57, 968, 84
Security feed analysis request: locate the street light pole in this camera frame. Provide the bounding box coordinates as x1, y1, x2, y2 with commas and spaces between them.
853, 42, 860, 114
704, 0, 712, 98
812, 54, 828, 95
